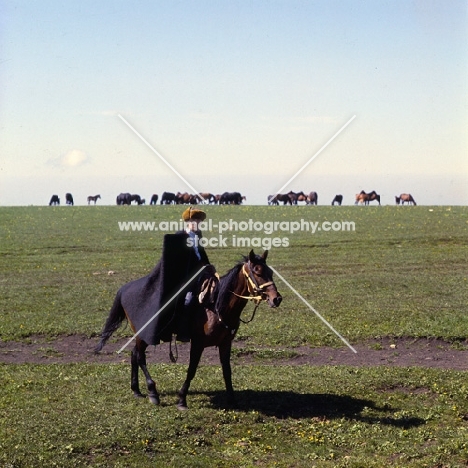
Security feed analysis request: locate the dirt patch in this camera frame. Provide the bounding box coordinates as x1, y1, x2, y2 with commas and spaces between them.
1, 335, 467, 369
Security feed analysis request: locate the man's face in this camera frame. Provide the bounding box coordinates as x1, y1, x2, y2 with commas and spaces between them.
186, 219, 200, 232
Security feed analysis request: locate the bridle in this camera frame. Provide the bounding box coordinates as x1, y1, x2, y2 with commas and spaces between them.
232, 262, 274, 304
230, 261, 275, 324
215, 259, 276, 335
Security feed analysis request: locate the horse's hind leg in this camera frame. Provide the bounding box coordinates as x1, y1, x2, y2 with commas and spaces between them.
131, 344, 144, 399
133, 339, 160, 405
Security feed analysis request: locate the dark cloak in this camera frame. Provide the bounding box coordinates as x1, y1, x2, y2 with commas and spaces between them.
119, 231, 209, 345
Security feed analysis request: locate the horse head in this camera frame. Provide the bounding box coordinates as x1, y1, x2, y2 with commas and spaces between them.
244, 250, 282, 308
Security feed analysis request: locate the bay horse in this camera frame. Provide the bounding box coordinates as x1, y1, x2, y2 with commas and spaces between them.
296, 192, 308, 204
272, 193, 293, 205
395, 193, 416, 205
367, 190, 381, 205
87, 195, 101, 205
288, 191, 306, 205
306, 191, 318, 205
95, 249, 282, 410
199, 192, 215, 204
355, 190, 380, 205
267, 194, 279, 205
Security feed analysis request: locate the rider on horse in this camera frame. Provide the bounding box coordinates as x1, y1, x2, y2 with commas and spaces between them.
174, 207, 218, 341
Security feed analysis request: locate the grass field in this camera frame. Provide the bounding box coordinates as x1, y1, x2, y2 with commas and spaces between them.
0, 205, 467, 466
1, 364, 467, 467
1, 205, 467, 343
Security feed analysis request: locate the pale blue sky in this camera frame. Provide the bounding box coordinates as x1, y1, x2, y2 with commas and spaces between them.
1, 0, 467, 205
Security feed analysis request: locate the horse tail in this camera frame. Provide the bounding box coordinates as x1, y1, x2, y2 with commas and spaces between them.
94, 289, 126, 353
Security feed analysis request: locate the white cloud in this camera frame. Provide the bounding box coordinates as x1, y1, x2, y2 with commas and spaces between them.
48, 150, 89, 168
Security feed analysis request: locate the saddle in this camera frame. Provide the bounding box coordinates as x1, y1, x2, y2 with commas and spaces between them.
198, 265, 219, 306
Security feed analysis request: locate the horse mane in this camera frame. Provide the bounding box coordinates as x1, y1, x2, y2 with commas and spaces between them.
213, 258, 246, 312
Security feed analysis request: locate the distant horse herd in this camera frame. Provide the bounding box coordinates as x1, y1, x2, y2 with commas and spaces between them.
49, 193, 75, 206
268, 191, 318, 205
115, 191, 246, 206
267, 190, 416, 206
48, 190, 417, 206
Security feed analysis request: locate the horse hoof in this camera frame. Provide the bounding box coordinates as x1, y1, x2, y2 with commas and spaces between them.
134, 393, 145, 399
148, 395, 160, 405
177, 403, 188, 411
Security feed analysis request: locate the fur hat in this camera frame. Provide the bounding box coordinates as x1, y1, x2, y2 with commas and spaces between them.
182, 207, 206, 222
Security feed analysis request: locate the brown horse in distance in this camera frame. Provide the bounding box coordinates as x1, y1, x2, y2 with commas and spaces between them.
355, 191, 367, 205
395, 193, 416, 205
287, 191, 306, 204
306, 191, 318, 205
271, 193, 293, 205
297, 192, 308, 203
267, 195, 279, 205
87, 195, 101, 205
175, 192, 192, 204
199, 192, 216, 204
355, 190, 380, 205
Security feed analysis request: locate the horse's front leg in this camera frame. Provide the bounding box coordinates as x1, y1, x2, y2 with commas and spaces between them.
218, 339, 236, 407
177, 342, 204, 410
134, 339, 160, 405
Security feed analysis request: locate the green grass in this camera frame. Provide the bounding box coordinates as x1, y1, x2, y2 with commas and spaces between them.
0, 205, 467, 466
0, 363, 467, 467
0, 205, 467, 344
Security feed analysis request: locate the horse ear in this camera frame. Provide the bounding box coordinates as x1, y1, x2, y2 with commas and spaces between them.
248, 250, 255, 262
262, 250, 268, 261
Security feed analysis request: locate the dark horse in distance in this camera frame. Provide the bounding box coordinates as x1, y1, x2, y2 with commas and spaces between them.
116, 192, 132, 205
95, 250, 282, 410
49, 195, 60, 205
332, 194, 343, 205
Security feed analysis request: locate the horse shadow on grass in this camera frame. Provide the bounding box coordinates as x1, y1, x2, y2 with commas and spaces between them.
204, 390, 425, 429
